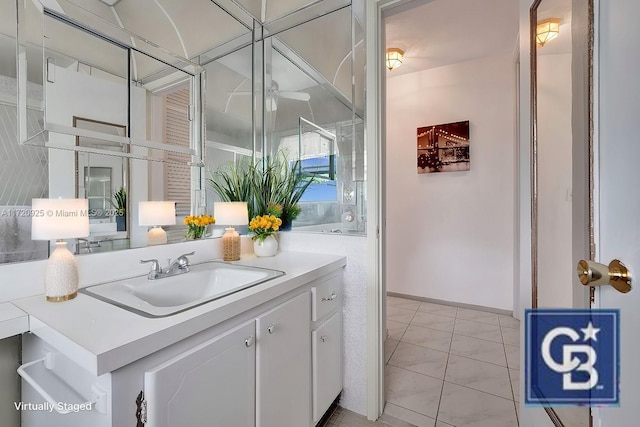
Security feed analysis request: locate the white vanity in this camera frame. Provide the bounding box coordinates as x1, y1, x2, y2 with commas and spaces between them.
13, 251, 345, 427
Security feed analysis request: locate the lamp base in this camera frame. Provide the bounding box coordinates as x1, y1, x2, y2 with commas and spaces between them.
222, 227, 240, 261
45, 241, 79, 302
147, 226, 167, 245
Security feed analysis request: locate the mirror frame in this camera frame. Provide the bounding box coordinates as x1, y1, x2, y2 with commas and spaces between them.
530, 0, 595, 425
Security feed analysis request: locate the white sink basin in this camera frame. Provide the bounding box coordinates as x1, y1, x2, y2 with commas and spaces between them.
80, 262, 285, 317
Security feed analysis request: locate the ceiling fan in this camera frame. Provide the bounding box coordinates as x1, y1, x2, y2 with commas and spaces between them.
229, 80, 311, 111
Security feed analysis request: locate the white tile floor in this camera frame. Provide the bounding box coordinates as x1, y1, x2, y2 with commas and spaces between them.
383, 296, 520, 427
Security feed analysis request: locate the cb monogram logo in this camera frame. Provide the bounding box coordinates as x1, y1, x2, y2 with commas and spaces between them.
540, 324, 598, 391
525, 309, 619, 406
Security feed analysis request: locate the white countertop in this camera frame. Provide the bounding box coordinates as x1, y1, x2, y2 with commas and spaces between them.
0, 302, 29, 339
12, 251, 346, 376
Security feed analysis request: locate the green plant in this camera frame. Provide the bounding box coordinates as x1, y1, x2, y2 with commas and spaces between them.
208, 152, 315, 228
208, 159, 257, 218
110, 187, 127, 216
253, 152, 315, 226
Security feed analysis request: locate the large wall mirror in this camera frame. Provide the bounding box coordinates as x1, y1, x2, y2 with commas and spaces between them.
531, 0, 592, 425
0, 0, 366, 265
16, 0, 205, 160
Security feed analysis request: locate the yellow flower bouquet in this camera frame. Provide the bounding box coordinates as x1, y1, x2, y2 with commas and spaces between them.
248, 214, 282, 242
184, 214, 215, 239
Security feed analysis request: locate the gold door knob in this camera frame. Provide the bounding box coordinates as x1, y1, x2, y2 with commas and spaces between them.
576, 259, 632, 293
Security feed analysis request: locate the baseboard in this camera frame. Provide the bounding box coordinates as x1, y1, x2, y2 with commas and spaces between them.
386, 292, 513, 317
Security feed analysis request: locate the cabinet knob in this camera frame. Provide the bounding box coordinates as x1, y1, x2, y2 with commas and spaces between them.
245, 336, 254, 347
321, 335, 327, 342
267, 323, 275, 334
321, 292, 337, 302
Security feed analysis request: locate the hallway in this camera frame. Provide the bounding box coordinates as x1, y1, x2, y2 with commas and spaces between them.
384, 296, 520, 426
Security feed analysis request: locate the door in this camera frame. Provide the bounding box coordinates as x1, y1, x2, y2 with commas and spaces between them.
144, 321, 255, 427
256, 292, 311, 427
312, 311, 343, 423
593, 0, 640, 424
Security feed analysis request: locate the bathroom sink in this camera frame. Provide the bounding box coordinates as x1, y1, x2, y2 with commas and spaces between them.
80, 262, 285, 317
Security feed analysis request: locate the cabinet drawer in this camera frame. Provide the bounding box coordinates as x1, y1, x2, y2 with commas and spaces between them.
312, 312, 343, 424
311, 274, 342, 321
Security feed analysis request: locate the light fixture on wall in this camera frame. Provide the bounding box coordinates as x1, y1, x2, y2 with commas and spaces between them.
139, 201, 176, 245
386, 48, 404, 71
536, 18, 560, 46
31, 198, 89, 302
214, 202, 249, 261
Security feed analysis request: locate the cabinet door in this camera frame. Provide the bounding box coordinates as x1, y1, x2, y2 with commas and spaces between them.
144, 321, 255, 427
312, 312, 343, 424
256, 292, 311, 427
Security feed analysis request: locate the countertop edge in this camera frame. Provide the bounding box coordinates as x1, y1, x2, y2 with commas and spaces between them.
0, 302, 29, 340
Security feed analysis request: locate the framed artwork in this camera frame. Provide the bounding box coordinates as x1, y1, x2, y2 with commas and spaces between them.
417, 120, 470, 173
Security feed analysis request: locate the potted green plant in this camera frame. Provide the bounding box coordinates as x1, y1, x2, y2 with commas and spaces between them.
209, 152, 315, 230
253, 152, 314, 230
111, 187, 127, 231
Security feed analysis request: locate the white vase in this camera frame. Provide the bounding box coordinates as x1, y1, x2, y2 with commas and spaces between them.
253, 235, 278, 257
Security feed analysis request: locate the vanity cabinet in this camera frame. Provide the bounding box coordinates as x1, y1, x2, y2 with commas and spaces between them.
312, 312, 342, 423
143, 292, 310, 427
256, 292, 311, 427
144, 321, 256, 427
310, 274, 343, 424
19, 269, 343, 427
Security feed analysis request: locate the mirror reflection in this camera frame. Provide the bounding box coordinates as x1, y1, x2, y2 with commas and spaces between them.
1, 0, 366, 266
74, 118, 130, 253
17, 0, 205, 159
533, 0, 591, 425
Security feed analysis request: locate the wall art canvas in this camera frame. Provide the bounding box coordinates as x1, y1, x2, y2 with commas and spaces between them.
417, 120, 470, 173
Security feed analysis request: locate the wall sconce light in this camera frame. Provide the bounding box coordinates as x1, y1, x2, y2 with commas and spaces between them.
139, 201, 176, 245
214, 202, 249, 261
386, 48, 405, 71
536, 18, 560, 46
31, 198, 89, 302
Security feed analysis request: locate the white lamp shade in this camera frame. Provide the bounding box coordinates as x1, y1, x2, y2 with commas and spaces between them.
138, 201, 176, 226
214, 202, 249, 226
32, 198, 89, 240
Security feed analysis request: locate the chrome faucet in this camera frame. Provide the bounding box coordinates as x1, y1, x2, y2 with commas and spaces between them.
76, 238, 102, 254
140, 251, 194, 280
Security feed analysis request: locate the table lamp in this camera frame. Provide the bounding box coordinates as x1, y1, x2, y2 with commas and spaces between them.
31, 198, 89, 302
138, 201, 176, 245
214, 202, 248, 261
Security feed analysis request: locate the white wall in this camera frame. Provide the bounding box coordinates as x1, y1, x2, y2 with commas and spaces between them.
385, 54, 516, 311
536, 53, 574, 308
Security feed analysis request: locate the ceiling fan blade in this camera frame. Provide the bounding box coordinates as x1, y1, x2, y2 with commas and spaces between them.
278, 91, 311, 101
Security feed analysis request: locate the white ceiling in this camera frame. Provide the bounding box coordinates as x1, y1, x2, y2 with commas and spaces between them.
384, 0, 520, 78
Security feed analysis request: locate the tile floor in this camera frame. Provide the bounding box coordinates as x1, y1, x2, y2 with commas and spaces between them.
383, 296, 521, 427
